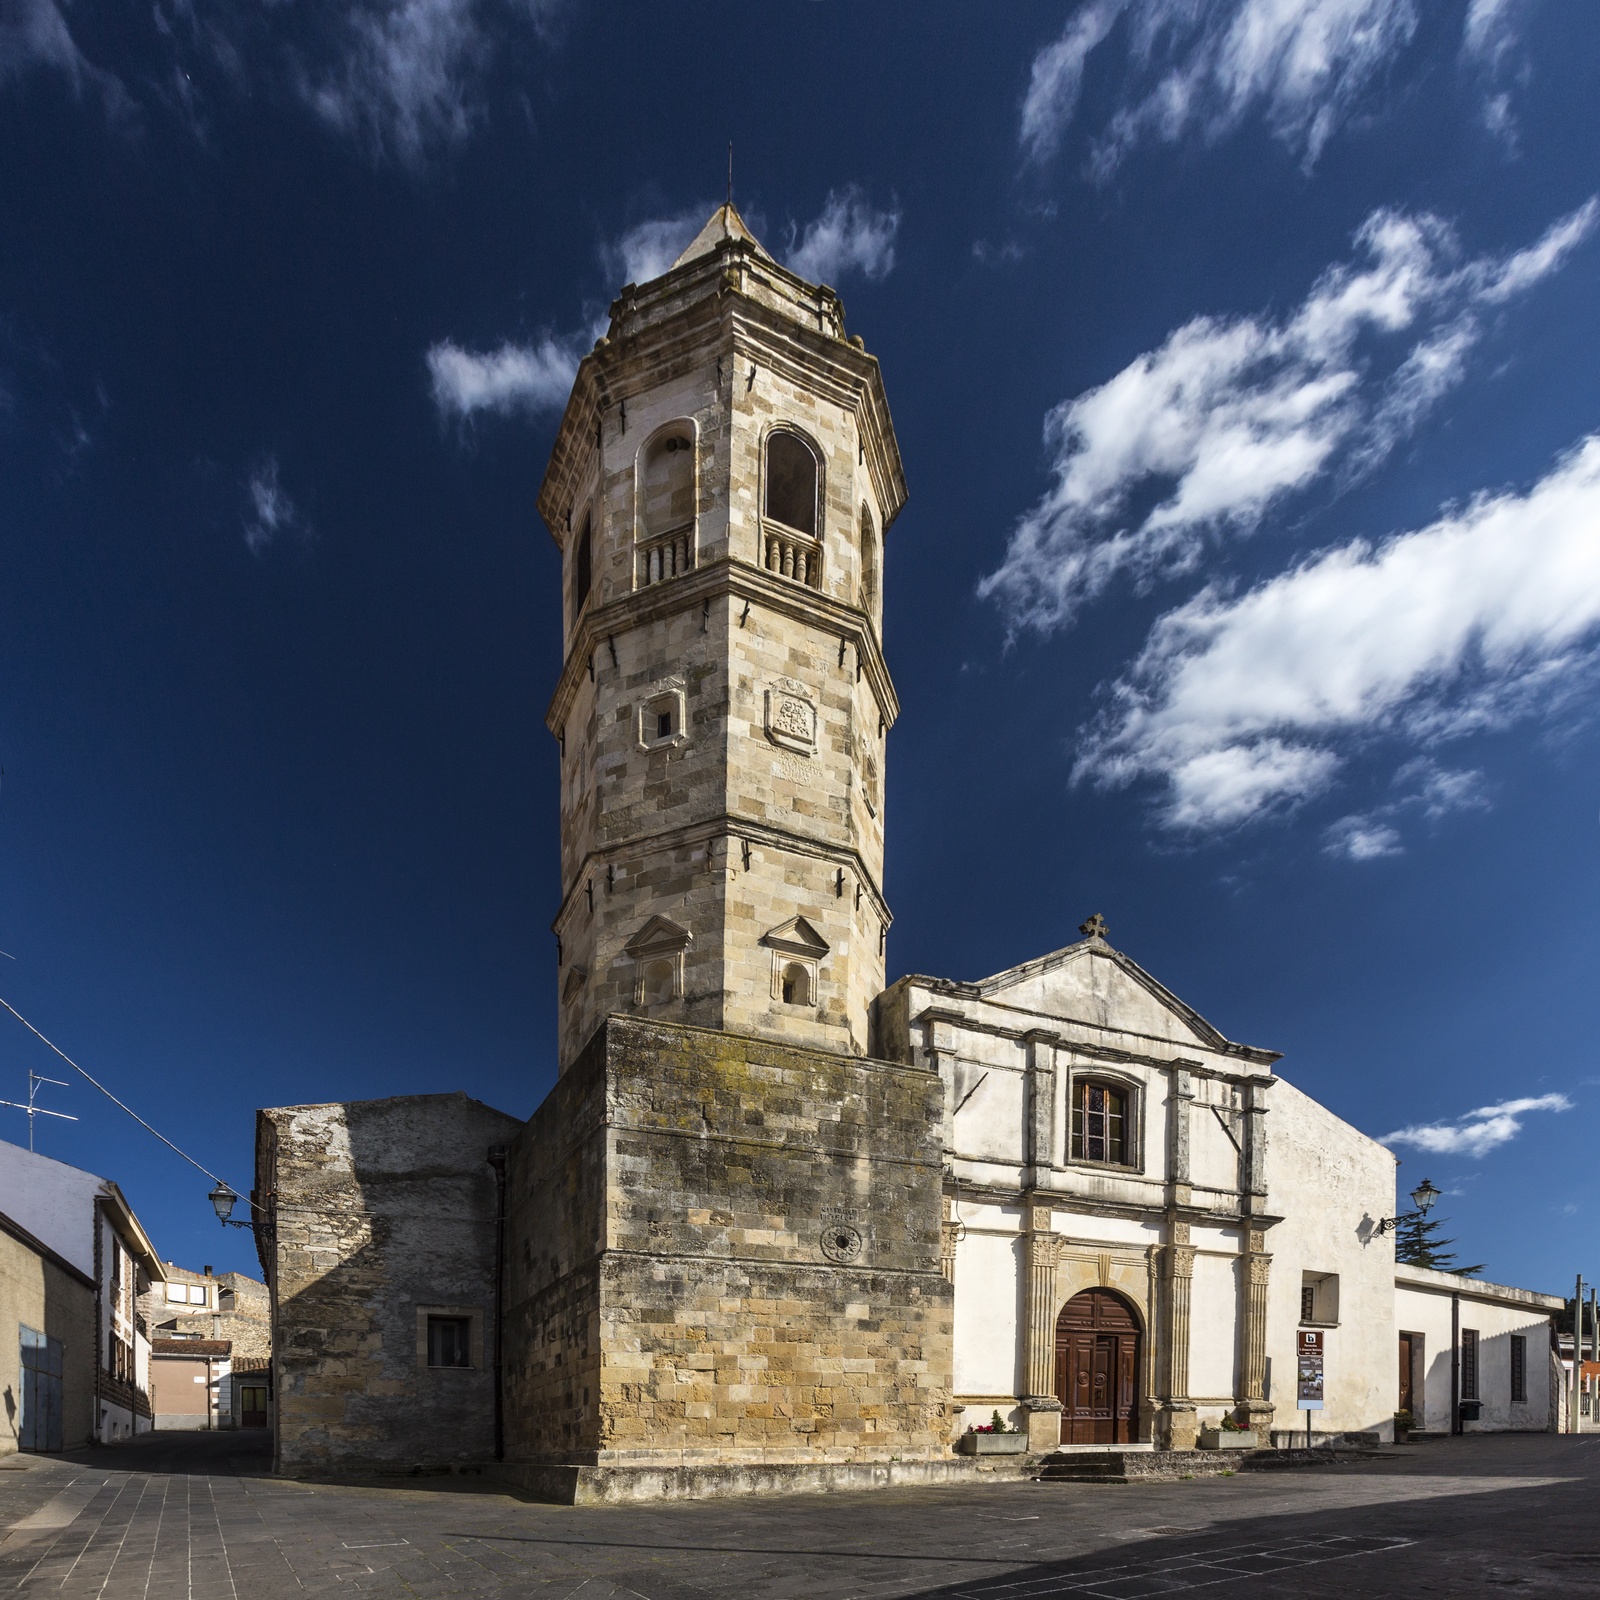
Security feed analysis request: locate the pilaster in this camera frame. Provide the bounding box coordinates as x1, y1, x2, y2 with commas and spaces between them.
1161, 1221, 1197, 1450
939, 1195, 960, 1286
1021, 1203, 1063, 1453
1241, 1226, 1274, 1432
1168, 1068, 1195, 1208
1023, 1031, 1058, 1186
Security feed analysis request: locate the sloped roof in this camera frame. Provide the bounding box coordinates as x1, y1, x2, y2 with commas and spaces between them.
954, 934, 1280, 1064
670, 203, 774, 272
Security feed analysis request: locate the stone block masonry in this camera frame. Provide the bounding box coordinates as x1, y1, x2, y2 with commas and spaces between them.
255, 1092, 524, 1477
503, 1015, 954, 1468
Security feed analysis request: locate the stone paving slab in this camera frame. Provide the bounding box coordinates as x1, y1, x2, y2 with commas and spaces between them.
2, 1433, 1599, 1598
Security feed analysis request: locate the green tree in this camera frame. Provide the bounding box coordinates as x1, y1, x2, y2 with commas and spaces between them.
1393, 1207, 1483, 1275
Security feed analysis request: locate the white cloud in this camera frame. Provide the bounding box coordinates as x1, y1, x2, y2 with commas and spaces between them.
1, 0, 132, 114
1020, 0, 1130, 165
243, 457, 309, 555
303, 0, 487, 165
602, 209, 709, 288
979, 200, 1596, 635
295, 0, 559, 166
1021, 0, 1421, 174
786, 187, 900, 286
426, 336, 578, 421
1462, 0, 1528, 70
1321, 759, 1487, 859
1073, 432, 1600, 830
1322, 815, 1401, 860
1383, 1093, 1573, 1159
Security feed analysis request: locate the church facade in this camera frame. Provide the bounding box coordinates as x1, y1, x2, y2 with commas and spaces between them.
252, 207, 1562, 1494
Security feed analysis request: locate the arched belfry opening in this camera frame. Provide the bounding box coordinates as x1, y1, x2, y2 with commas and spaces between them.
1055, 1288, 1141, 1444
637, 428, 695, 586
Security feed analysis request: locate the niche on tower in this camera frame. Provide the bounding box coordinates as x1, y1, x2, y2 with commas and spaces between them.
762, 915, 830, 1010
635, 423, 697, 589
626, 915, 691, 1007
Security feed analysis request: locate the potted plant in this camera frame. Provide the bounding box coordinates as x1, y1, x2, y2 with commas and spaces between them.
1393, 1409, 1414, 1443
1198, 1415, 1258, 1450
955, 1409, 1029, 1455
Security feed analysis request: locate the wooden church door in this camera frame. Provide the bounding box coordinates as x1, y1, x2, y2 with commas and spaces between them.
1055, 1289, 1140, 1445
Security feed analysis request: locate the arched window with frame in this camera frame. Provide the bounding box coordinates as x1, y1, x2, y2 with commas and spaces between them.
780, 962, 812, 1007
765, 432, 816, 534
1071, 1080, 1129, 1165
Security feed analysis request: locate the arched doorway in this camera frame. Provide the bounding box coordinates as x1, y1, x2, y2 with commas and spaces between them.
1055, 1289, 1141, 1445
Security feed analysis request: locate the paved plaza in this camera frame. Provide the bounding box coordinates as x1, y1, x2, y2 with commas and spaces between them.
2, 1432, 1597, 1598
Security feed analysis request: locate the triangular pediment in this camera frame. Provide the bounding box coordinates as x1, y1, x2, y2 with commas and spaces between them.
671, 203, 774, 272
973, 937, 1278, 1063
760, 915, 830, 958
624, 916, 691, 957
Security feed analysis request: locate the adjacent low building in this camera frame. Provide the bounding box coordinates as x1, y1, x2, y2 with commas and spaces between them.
1, 1205, 96, 1454
0, 1139, 166, 1443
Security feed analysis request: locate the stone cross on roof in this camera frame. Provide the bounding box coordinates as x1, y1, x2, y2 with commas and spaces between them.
1078, 912, 1109, 941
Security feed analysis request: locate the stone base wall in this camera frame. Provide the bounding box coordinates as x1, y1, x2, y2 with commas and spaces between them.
505, 1015, 954, 1467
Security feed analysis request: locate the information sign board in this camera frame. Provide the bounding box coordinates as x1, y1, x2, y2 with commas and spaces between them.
1297, 1327, 1325, 1411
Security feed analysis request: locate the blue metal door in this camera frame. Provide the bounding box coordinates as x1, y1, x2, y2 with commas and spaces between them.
19, 1326, 64, 1452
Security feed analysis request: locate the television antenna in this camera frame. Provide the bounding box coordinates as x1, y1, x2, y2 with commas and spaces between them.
0, 1071, 76, 1152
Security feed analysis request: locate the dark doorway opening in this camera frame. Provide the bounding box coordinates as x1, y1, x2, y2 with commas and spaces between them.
1055, 1289, 1140, 1445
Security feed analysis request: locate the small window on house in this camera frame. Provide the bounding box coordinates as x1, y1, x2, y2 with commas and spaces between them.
573, 513, 592, 617
639, 688, 686, 750
165, 1285, 186, 1306
1070, 1081, 1127, 1164
426, 1315, 472, 1369
1510, 1333, 1527, 1402
765, 433, 817, 536
189, 1284, 209, 1306
780, 962, 812, 1007
1461, 1328, 1479, 1400
219, 1288, 235, 1311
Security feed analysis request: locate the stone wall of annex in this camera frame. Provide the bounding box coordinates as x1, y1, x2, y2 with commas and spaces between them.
256, 1092, 523, 1476
503, 1015, 954, 1467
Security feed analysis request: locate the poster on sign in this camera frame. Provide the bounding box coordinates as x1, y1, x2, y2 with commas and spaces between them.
1297, 1328, 1325, 1410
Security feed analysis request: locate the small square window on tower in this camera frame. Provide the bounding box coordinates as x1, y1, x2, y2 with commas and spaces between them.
761, 915, 830, 1009
638, 683, 688, 751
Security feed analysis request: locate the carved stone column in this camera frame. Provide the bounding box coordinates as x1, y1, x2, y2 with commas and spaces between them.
1162, 1223, 1198, 1450
1021, 1204, 1063, 1452
922, 1012, 961, 1156
940, 1195, 960, 1285
1241, 1225, 1274, 1434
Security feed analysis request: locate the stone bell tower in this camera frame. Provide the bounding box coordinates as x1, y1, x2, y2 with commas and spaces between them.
538, 204, 907, 1072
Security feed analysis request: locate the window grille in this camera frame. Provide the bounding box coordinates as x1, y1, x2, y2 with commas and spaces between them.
1461, 1328, 1479, 1401
1510, 1333, 1526, 1402
1301, 1284, 1316, 1323
1070, 1081, 1127, 1164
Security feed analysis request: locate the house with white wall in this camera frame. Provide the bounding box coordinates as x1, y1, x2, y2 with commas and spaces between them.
0, 1139, 166, 1442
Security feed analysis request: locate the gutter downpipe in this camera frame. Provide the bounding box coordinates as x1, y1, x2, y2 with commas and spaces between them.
1451, 1290, 1461, 1437
488, 1146, 508, 1463
1573, 1274, 1585, 1435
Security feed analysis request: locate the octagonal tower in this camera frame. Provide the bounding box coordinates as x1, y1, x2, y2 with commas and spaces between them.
539, 205, 907, 1071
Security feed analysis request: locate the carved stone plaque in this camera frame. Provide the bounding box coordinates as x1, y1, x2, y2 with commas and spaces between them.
820, 1223, 863, 1264
765, 678, 817, 755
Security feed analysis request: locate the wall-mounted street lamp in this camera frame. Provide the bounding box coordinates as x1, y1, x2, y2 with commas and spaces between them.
1374, 1177, 1441, 1236
208, 1181, 270, 1233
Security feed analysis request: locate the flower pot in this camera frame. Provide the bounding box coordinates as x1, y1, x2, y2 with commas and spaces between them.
956, 1431, 1029, 1455
1198, 1428, 1258, 1450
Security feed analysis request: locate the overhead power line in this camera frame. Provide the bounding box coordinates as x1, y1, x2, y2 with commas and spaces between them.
0, 993, 259, 1215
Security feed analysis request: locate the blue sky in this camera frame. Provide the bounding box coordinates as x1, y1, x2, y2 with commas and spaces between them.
1, 1, 1596, 1291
